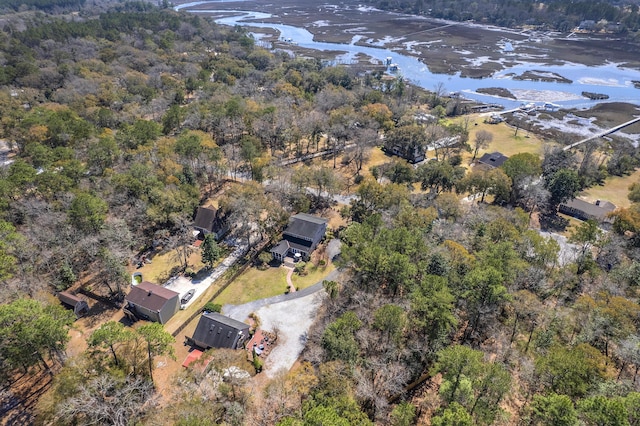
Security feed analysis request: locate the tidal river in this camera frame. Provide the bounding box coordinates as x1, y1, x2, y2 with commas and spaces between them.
176, 1, 640, 109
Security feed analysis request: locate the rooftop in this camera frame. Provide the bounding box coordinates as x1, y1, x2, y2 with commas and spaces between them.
126, 281, 179, 311
477, 151, 509, 168
560, 198, 616, 222
284, 213, 328, 241
193, 206, 219, 231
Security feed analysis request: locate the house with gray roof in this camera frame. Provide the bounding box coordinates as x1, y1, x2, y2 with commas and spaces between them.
188, 312, 250, 350
271, 213, 328, 262
124, 281, 180, 324
559, 198, 616, 224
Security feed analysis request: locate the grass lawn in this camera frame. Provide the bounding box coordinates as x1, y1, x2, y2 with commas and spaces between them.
291, 262, 336, 289
132, 248, 205, 284
422, 115, 549, 171
580, 168, 640, 209
467, 114, 547, 158
214, 261, 336, 306
363, 146, 391, 177
556, 213, 583, 238
214, 266, 289, 305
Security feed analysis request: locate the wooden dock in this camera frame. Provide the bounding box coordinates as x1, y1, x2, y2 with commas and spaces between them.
563, 116, 640, 151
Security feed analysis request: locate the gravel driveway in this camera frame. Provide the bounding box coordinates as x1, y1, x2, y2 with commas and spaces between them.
162, 243, 247, 309
223, 269, 339, 377
538, 231, 580, 266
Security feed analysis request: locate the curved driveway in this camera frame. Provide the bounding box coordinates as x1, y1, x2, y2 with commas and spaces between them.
222, 269, 340, 377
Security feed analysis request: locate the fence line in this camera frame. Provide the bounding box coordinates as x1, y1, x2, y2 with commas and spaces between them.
171, 239, 270, 338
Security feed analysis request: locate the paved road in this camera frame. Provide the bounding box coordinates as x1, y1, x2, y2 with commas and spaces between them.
222, 269, 340, 322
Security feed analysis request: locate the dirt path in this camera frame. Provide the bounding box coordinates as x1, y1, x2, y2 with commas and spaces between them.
285, 267, 296, 293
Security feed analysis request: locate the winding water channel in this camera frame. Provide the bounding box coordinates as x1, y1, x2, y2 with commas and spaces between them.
176, 1, 640, 109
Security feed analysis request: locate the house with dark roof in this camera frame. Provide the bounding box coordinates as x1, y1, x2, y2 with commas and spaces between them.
384, 143, 426, 164
271, 213, 328, 262
477, 151, 509, 169
58, 291, 90, 318
187, 312, 250, 350
559, 198, 616, 224
193, 206, 229, 240
124, 281, 180, 324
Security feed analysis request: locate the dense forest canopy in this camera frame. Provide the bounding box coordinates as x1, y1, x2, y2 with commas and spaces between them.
368, 0, 640, 33
0, 1, 640, 425
0, 0, 85, 11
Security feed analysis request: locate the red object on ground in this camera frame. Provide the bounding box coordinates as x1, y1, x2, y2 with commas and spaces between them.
247, 329, 265, 355
182, 349, 203, 368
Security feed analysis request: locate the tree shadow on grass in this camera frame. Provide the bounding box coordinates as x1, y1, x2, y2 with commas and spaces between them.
539, 213, 569, 233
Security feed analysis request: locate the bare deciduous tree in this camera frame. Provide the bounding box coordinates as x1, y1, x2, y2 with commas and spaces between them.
471, 130, 493, 162
55, 375, 156, 426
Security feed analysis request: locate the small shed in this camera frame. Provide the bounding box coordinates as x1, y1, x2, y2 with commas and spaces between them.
58, 291, 90, 318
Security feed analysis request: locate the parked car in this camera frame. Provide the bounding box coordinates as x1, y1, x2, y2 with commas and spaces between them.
181, 289, 196, 306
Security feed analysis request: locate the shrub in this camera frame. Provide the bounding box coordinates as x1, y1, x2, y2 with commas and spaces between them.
202, 302, 222, 313
249, 312, 261, 329
253, 353, 263, 373
294, 261, 307, 275
257, 252, 272, 270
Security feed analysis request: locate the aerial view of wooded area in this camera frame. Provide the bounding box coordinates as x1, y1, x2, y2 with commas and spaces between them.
1, 0, 640, 424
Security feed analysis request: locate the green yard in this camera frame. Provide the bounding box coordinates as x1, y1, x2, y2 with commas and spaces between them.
214, 266, 288, 305
580, 168, 640, 209
437, 114, 549, 169
470, 115, 547, 158
292, 262, 336, 289
214, 261, 336, 306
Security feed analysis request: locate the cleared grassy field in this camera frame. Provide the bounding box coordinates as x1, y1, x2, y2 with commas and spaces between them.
427, 115, 549, 171
363, 146, 392, 176
580, 168, 640, 209
468, 114, 547, 158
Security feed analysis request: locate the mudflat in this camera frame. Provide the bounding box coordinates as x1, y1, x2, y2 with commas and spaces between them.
182, 0, 640, 76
